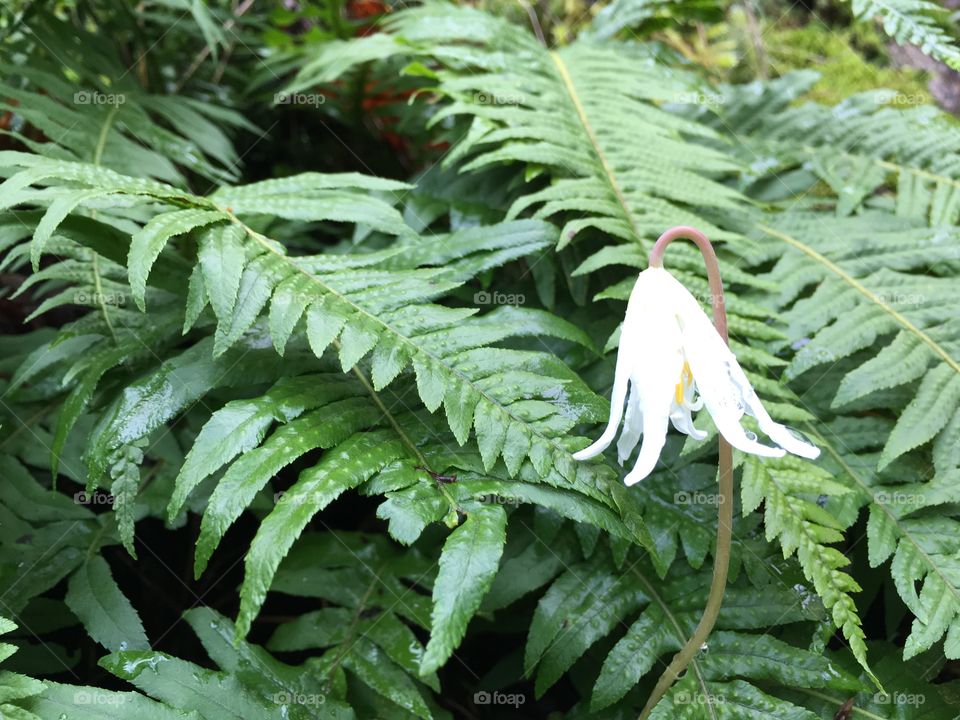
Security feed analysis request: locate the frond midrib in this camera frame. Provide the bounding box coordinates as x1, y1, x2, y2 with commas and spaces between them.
794, 688, 886, 720
809, 423, 960, 608
219, 207, 583, 476
548, 51, 646, 251
347, 361, 461, 514
792, 141, 960, 194
758, 223, 960, 376
876, 158, 958, 189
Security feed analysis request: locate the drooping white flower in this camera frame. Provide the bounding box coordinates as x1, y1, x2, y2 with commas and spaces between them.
574, 266, 819, 486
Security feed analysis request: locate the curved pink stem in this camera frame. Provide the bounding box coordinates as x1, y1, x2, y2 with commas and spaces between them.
649, 225, 728, 342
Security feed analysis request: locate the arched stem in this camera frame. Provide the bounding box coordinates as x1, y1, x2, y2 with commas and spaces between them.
638, 226, 734, 720
648, 225, 728, 341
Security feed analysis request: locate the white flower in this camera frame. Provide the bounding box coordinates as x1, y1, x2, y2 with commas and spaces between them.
574, 266, 819, 485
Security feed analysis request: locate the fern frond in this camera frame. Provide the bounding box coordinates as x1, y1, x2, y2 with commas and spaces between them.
266, 532, 449, 717
810, 419, 960, 661
0, 616, 44, 720
522, 549, 860, 713
761, 215, 960, 471
712, 78, 960, 226
290, 4, 747, 252
1, 155, 616, 504
847, 0, 960, 71
0, 56, 248, 184
740, 454, 875, 684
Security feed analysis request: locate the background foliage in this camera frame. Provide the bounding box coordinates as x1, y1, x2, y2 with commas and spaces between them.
1, 0, 960, 718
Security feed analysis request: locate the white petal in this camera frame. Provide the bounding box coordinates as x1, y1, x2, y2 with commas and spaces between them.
572, 336, 632, 461
668, 275, 787, 458
622, 318, 684, 484
579, 270, 675, 461
576, 268, 682, 476
623, 381, 675, 485
705, 394, 785, 458
670, 402, 707, 441
728, 366, 821, 459
670, 373, 706, 439
617, 383, 643, 465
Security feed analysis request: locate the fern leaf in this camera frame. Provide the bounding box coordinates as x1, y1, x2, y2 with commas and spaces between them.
1, 47, 243, 183
522, 548, 858, 714
848, 0, 960, 70
108, 443, 143, 557
23, 683, 192, 720
128, 210, 225, 310
197, 223, 247, 324
880, 364, 960, 468
0, 617, 44, 720
716, 81, 960, 226
343, 638, 432, 719
167, 375, 359, 520
101, 651, 292, 719
65, 556, 149, 653
238, 430, 407, 637
193, 396, 379, 576
420, 503, 507, 675
529, 558, 646, 698
814, 422, 960, 660
84, 335, 311, 486
783, 642, 960, 718
741, 455, 875, 684
267, 531, 439, 715
293, 5, 745, 254
651, 677, 819, 720
764, 217, 960, 472
30, 188, 113, 269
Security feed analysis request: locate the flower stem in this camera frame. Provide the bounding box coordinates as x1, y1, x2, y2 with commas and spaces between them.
648, 225, 728, 340
639, 226, 734, 720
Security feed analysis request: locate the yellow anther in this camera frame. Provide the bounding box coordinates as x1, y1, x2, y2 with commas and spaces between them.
674, 361, 693, 404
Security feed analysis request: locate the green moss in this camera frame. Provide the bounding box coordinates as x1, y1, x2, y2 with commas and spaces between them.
767, 24, 930, 106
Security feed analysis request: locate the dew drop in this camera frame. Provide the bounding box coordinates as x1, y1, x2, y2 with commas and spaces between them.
745, 431, 757, 442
